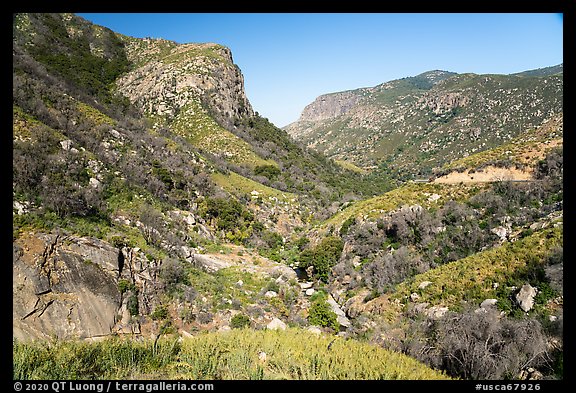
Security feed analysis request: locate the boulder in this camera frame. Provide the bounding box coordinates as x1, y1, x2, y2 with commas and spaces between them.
327, 294, 351, 329
179, 329, 194, 339
307, 326, 322, 335
109, 129, 122, 139
13, 232, 121, 341
491, 226, 509, 241
299, 281, 313, 290
60, 139, 73, 150
192, 254, 231, 273
480, 299, 498, 309
266, 317, 287, 330
418, 281, 433, 290
425, 306, 449, 319
519, 367, 543, 380
89, 177, 101, 189
515, 284, 538, 312
13, 231, 162, 341
13, 200, 30, 215
269, 265, 297, 281
413, 302, 430, 314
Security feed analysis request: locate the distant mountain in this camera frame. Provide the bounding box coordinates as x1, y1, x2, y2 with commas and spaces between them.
512, 63, 563, 77
285, 67, 563, 179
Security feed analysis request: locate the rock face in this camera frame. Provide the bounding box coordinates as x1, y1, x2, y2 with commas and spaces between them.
116, 39, 253, 123
297, 91, 361, 124
13, 231, 159, 340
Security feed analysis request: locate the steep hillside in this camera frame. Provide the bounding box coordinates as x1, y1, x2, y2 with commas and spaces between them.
12, 12, 353, 342
285, 67, 563, 179
12, 12, 398, 345
113, 31, 396, 206
305, 117, 563, 380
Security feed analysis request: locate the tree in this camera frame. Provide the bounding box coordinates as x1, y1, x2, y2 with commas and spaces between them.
201, 197, 253, 232
138, 204, 165, 246
299, 236, 344, 282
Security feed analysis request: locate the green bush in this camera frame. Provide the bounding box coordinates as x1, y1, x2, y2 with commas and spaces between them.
127, 293, 139, 316
254, 164, 281, 180
151, 304, 168, 320
151, 160, 174, 189
308, 298, 339, 331
339, 216, 356, 237
118, 279, 134, 294
298, 236, 344, 282
201, 197, 254, 232
230, 314, 251, 329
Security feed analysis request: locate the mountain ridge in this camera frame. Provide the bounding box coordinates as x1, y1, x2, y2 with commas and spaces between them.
284, 65, 563, 179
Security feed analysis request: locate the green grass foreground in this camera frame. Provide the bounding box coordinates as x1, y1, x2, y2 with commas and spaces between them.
13, 328, 451, 380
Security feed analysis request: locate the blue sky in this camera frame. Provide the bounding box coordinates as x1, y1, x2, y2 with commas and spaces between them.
78, 13, 563, 128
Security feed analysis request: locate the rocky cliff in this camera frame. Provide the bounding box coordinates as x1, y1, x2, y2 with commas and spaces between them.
299, 91, 361, 123
116, 37, 253, 123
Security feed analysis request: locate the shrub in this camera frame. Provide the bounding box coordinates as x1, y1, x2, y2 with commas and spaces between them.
118, 279, 134, 294
339, 216, 356, 237
159, 258, 189, 290
254, 164, 281, 180
151, 304, 169, 320
259, 229, 284, 250
197, 312, 214, 325
362, 246, 429, 295
404, 308, 552, 380
230, 314, 251, 329
298, 236, 344, 282
127, 292, 139, 316
201, 197, 254, 233
264, 279, 280, 294
151, 160, 174, 189
308, 298, 339, 331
